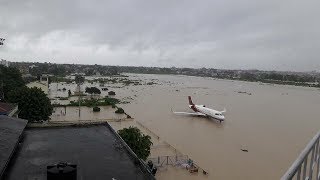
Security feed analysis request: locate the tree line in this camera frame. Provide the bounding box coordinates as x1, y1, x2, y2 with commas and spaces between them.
0, 65, 52, 122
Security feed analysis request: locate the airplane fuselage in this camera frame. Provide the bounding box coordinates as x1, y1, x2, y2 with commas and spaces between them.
189, 105, 225, 121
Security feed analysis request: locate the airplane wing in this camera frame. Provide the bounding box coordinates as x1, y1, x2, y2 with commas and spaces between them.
173, 112, 207, 116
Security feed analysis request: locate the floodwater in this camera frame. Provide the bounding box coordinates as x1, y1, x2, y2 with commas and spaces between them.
49, 74, 320, 179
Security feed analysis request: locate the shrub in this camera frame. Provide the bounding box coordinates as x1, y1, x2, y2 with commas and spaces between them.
108, 91, 116, 95
7, 87, 53, 122
93, 106, 100, 112
115, 107, 124, 114
59, 97, 68, 100
118, 127, 152, 160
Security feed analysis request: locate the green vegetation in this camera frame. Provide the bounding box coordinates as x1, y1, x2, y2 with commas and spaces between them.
0, 65, 53, 121
93, 106, 100, 112
63, 97, 121, 108
239, 72, 320, 87
58, 97, 68, 100
8, 87, 53, 122
10, 62, 320, 88
0, 65, 25, 101
115, 107, 124, 114
49, 76, 73, 83
87, 77, 142, 86
104, 96, 120, 105
28, 63, 67, 77
118, 127, 153, 160
85, 87, 101, 95
75, 75, 85, 84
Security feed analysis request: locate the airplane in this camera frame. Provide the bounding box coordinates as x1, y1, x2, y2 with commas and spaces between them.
173, 96, 226, 123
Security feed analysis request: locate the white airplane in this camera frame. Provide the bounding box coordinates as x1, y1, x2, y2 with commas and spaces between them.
174, 96, 226, 123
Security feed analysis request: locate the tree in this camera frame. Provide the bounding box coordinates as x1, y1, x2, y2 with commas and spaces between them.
85, 87, 101, 95
75, 75, 85, 84
7, 87, 53, 122
115, 107, 124, 114
118, 127, 153, 160
0, 65, 25, 101
93, 106, 100, 112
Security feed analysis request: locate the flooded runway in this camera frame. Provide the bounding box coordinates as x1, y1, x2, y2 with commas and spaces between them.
49, 74, 320, 179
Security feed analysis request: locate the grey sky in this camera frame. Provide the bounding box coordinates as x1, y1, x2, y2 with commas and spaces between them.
0, 0, 319, 71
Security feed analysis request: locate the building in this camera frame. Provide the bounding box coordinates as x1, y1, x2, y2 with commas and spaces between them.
25, 74, 50, 94
0, 102, 18, 117
26, 81, 49, 94
1, 122, 154, 180
0, 116, 28, 179
0, 59, 10, 67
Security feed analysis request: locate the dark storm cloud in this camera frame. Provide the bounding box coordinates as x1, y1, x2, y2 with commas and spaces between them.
0, 0, 319, 71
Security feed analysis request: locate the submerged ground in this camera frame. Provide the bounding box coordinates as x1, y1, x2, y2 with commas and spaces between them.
49, 73, 320, 179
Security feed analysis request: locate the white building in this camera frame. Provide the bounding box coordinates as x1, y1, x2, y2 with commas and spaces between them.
0, 59, 10, 67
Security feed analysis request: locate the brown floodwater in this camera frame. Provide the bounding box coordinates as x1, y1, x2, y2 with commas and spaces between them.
119, 74, 320, 179
49, 74, 320, 179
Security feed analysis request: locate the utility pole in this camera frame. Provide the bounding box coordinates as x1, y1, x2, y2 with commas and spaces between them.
78, 83, 81, 119
0, 38, 5, 101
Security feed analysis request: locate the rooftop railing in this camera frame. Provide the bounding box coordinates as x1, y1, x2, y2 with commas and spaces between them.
282, 131, 320, 180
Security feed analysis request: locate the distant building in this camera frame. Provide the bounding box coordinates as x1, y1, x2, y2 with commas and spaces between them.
17, 66, 29, 74
29, 64, 38, 69
25, 75, 50, 94
0, 59, 10, 67
0, 102, 18, 117
70, 73, 85, 76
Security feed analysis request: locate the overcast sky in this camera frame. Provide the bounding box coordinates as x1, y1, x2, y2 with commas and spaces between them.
0, 0, 319, 71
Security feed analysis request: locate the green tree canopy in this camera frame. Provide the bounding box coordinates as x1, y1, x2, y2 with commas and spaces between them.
118, 127, 153, 160
8, 87, 53, 122
75, 75, 85, 84
0, 65, 25, 101
85, 87, 101, 95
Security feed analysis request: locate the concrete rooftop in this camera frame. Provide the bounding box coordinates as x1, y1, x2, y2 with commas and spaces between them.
4, 124, 153, 180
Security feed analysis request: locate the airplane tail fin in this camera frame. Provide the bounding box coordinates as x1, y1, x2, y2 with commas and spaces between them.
221, 108, 227, 114
188, 96, 194, 105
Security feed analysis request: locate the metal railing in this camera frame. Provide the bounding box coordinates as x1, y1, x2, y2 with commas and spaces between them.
147, 155, 209, 175
282, 131, 320, 180
148, 155, 189, 167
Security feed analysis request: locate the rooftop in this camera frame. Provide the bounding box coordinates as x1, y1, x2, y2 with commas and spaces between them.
0, 102, 17, 116
0, 115, 27, 178
4, 124, 153, 180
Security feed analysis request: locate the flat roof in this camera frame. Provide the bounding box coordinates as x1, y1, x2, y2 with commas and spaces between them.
0, 115, 27, 178
4, 124, 153, 180
0, 102, 17, 115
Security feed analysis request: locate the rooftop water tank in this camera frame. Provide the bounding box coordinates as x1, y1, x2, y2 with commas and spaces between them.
47, 162, 77, 180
